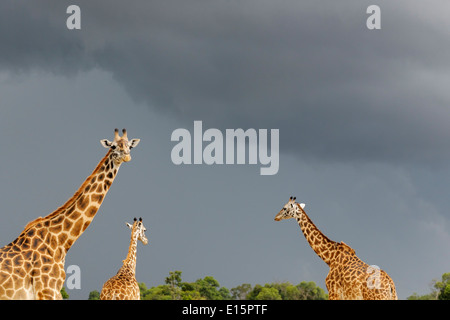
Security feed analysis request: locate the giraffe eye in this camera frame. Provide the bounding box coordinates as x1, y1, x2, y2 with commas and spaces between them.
111, 145, 117, 150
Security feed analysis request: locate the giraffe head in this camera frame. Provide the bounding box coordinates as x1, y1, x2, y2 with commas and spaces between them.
100, 128, 140, 164
274, 196, 306, 221
126, 217, 149, 245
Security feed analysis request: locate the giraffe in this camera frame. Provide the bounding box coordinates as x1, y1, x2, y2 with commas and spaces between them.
274, 197, 397, 300
0, 129, 140, 300
100, 217, 148, 300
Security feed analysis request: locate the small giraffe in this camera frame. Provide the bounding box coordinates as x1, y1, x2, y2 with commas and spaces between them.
0, 129, 140, 300
274, 197, 397, 300
100, 217, 148, 300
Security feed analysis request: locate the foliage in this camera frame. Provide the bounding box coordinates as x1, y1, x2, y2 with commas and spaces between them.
87, 270, 329, 300
60, 286, 69, 299
140, 271, 230, 300
88, 290, 100, 300
231, 283, 252, 300
437, 273, 450, 300
406, 272, 450, 300
245, 281, 327, 300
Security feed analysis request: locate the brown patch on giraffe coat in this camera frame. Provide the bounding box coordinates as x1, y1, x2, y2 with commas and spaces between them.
15, 267, 27, 278
23, 250, 33, 261
25, 228, 35, 238
2, 260, 12, 274
41, 255, 52, 266
49, 225, 62, 234
49, 235, 58, 250
58, 232, 68, 244
64, 219, 73, 231
38, 243, 48, 255
68, 210, 81, 220
49, 278, 56, 289
51, 216, 64, 225
91, 193, 104, 204
3, 277, 13, 290
0, 272, 9, 285
96, 184, 103, 193
12, 255, 23, 266
31, 238, 41, 250
37, 229, 46, 240
49, 265, 60, 278
85, 205, 98, 218
71, 220, 84, 237
54, 248, 64, 263
66, 204, 76, 215
18, 237, 30, 250
77, 195, 89, 211
82, 221, 91, 232
66, 239, 74, 248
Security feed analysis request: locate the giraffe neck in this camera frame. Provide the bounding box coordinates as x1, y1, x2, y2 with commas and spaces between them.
21, 150, 121, 254
296, 211, 338, 265
122, 230, 139, 273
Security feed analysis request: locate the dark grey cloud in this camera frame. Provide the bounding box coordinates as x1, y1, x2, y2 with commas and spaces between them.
0, 1, 90, 75
2, 1, 450, 167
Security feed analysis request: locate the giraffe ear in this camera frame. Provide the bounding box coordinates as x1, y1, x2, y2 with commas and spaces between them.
299, 203, 306, 209
100, 139, 113, 149
126, 222, 133, 229
129, 139, 140, 149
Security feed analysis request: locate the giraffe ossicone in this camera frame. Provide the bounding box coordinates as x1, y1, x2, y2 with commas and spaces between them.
100, 217, 148, 300
0, 129, 140, 300
275, 196, 397, 300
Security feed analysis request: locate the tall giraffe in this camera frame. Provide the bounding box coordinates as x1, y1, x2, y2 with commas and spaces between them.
0, 129, 140, 300
100, 217, 148, 300
274, 197, 397, 300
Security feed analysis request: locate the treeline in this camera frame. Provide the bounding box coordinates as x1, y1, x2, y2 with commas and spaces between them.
69, 271, 450, 300
86, 270, 328, 300
407, 273, 450, 300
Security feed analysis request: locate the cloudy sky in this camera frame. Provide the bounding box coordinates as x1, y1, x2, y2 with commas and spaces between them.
1, 0, 450, 300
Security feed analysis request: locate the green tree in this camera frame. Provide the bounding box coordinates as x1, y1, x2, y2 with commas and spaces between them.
436, 273, 450, 300
255, 287, 282, 300
60, 286, 69, 299
139, 282, 148, 300
88, 290, 100, 300
165, 270, 183, 300
194, 276, 231, 300
142, 285, 173, 300
246, 281, 327, 300
407, 292, 436, 300
406, 273, 450, 300
297, 281, 328, 300
231, 283, 252, 300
